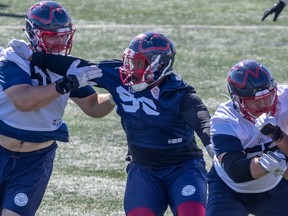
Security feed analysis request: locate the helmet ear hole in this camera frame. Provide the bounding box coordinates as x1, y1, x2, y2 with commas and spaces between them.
158, 62, 165, 70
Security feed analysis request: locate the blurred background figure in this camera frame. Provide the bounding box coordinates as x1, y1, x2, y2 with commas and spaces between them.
262, 0, 287, 21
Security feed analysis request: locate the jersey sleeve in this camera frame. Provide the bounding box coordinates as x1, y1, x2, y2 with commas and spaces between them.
69, 86, 96, 98
0, 60, 31, 90
210, 103, 244, 155
212, 134, 244, 156
180, 90, 211, 147
31, 52, 95, 76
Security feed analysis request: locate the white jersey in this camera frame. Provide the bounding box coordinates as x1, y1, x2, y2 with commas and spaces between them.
0, 46, 75, 142
211, 85, 288, 193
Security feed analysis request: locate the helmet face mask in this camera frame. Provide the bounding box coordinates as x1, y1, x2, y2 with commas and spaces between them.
25, 1, 75, 55
34, 27, 74, 54
227, 60, 278, 122
120, 32, 176, 92
234, 88, 277, 121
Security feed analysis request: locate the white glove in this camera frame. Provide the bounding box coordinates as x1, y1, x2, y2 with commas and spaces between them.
205, 144, 215, 159
259, 151, 287, 176
67, 59, 102, 88
7, 39, 32, 60
255, 113, 277, 131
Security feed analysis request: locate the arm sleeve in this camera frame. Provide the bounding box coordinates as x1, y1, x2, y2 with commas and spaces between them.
212, 134, 254, 183
31, 52, 96, 76
69, 86, 96, 98
180, 90, 211, 147
221, 151, 254, 183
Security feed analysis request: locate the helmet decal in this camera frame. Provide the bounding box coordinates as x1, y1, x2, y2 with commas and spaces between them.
228, 65, 260, 89
136, 33, 174, 53
28, 2, 65, 25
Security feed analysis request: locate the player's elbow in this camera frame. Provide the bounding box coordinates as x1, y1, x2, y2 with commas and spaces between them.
222, 151, 255, 183
85, 109, 113, 118
14, 105, 33, 112
13, 100, 36, 112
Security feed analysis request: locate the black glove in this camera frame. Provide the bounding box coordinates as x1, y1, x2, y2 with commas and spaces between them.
55, 75, 79, 94
262, 1, 286, 21
255, 113, 283, 142
260, 124, 283, 142
55, 59, 101, 94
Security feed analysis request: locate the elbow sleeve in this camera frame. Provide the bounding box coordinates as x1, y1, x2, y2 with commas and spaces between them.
222, 151, 254, 183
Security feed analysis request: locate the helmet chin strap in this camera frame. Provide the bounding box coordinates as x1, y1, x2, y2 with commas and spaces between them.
132, 82, 149, 92
50, 51, 65, 55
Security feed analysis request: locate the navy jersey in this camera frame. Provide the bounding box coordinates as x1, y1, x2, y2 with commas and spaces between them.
97, 60, 195, 149
31, 53, 211, 166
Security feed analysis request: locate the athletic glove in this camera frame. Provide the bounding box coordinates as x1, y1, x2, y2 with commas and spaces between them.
262, 0, 286, 21
7, 39, 32, 60
205, 144, 215, 159
255, 113, 283, 142
259, 151, 287, 176
55, 59, 102, 94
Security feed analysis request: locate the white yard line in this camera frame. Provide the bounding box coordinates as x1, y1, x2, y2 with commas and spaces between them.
1, 24, 288, 30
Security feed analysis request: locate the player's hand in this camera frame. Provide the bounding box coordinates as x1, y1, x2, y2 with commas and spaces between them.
67, 59, 102, 88
255, 113, 283, 141
259, 151, 287, 176
7, 39, 32, 60
55, 60, 102, 94
205, 144, 215, 159
262, 1, 286, 22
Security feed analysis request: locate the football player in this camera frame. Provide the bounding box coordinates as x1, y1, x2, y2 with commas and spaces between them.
0, 1, 114, 215
206, 60, 288, 216
18, 31, 212, 216
262, 0, 287, 21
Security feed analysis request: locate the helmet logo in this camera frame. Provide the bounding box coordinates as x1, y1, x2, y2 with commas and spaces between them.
149, 55, 161, 73
29, 4, 64, 25
231, 66, 260, 89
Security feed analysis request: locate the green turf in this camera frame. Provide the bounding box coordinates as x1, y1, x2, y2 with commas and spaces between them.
0, 0, 286, 215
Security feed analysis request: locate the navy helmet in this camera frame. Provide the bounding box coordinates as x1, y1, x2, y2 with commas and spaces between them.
120, 32, 176, 91
25, 1, 75, 55
227, 60, 277, 121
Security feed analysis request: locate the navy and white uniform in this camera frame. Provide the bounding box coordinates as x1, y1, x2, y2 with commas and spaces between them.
207, 85, 288, 216
30, 53, 211, 216
0, 47, 95, 215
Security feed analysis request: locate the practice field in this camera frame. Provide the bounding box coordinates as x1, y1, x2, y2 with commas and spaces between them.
1, 0, 288, 215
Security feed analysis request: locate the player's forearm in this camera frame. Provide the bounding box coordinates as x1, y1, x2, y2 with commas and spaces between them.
91, 93, 115, 118
283, 169, 288, 180
73, 93, 115, 118
250, 157, 269, 179
5, 84, 61, 111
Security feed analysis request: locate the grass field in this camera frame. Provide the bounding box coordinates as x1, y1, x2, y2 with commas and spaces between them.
1, 0, 288, 215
